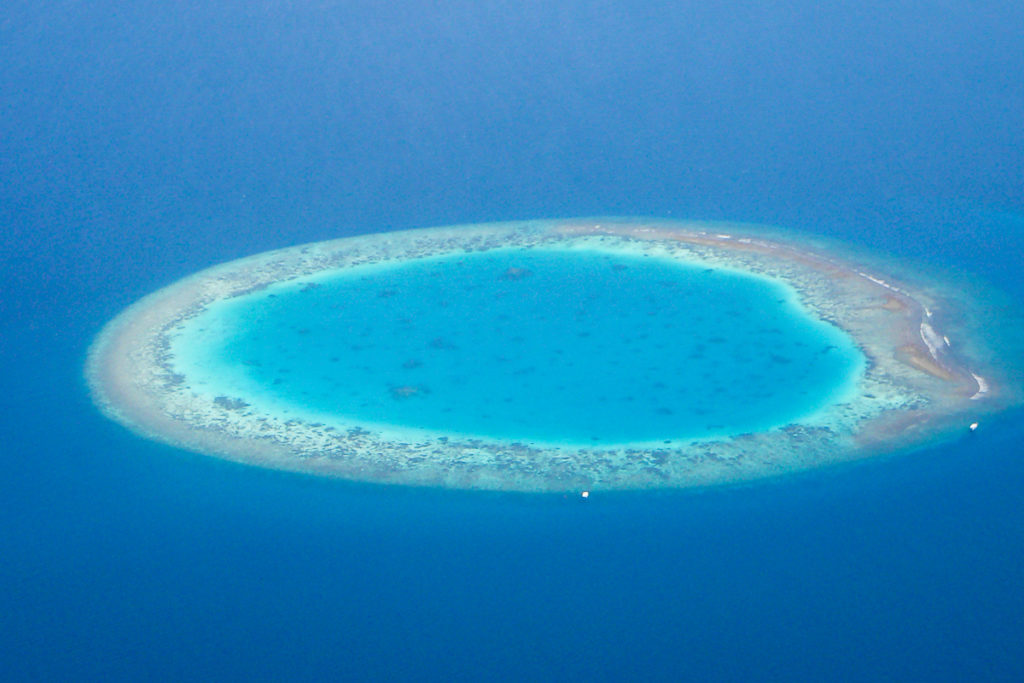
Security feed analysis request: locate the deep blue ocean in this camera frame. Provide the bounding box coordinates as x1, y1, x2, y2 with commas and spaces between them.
3, 1, 1023, 680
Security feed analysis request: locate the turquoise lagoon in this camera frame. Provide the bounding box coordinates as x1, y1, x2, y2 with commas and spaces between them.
172, 247, 864, 446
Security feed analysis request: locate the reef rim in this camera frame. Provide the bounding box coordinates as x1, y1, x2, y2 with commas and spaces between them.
86, 217, 1019, 491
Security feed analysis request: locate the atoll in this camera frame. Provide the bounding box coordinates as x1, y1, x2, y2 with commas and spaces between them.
86, 218, 1022, 491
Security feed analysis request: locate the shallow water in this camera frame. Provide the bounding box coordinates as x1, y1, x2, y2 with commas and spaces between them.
175, 247, 862, 444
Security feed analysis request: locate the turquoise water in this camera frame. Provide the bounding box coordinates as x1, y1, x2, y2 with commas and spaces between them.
184, 247, 864, 445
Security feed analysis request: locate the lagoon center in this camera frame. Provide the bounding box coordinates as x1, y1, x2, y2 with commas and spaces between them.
87, 218, 1017, 491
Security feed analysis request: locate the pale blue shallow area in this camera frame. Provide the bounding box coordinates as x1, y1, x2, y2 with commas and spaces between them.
3, 1, 1024, 681
199, 248, 861, 444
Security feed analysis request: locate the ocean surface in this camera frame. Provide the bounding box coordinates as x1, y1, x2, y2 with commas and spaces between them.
3, 1, 1023, 680
176, 246, 861, 445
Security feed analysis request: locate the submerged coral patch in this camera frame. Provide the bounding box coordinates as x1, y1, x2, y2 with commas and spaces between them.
87, 218, 1020, 491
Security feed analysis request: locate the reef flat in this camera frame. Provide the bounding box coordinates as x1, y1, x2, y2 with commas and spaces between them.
87, 218, 1021, 491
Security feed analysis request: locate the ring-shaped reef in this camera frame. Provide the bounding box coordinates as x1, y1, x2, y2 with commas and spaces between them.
87, 218, 1024, 491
